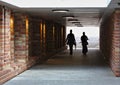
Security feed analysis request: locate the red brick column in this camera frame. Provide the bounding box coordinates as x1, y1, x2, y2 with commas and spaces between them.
0, 6, 11, 70
111, 10, 120, 76
14, 13, 29, 63
4, 7, 11, 70
0, 6, 4, 70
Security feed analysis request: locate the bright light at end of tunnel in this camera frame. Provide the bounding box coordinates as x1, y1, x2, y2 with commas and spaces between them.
1, 0, 111, 7
66, 26, 100, 49
66, 27, 99, 38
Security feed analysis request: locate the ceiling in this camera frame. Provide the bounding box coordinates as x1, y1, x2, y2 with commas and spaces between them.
22, 8, 105, 27
1, 0, 110, 7
0, 0, 120, 27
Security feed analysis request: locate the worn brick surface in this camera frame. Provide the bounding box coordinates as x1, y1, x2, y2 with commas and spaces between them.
100, 10, 120, 76
0, 4, 67, 84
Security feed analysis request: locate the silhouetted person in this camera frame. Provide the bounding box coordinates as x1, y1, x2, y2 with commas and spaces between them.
81, 32, 88, 55
66, 30, 76, 55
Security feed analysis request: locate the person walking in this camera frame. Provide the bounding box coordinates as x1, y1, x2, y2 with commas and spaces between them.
81, 32, 88, 55
66, 30, 76, 55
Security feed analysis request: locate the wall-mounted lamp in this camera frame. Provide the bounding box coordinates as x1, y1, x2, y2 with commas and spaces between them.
10, 17, 14, 34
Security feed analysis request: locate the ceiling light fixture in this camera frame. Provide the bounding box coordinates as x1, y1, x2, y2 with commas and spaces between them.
75, 23, 83, 27
62, 16, 74, 19
72, 21, 80, 23
52, 9, 69, 13
71, 21, 83, 27
68, 19, 78, 22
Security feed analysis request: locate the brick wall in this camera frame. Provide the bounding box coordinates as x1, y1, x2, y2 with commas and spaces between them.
0, 6, 14, 84
54, 24, 66, 52
46, 21, 55, 55
0, 6, 11, 70
29, 19, 66, 59
29, 18, 41, 57
0, 6, 5, 70
46, 22, 66, 54
4, 7, 11, 70
0, 5, 66, 84
14, 13, 29, 63
0, 9, 39, 84
100, 13, 114, 62
100, 9, 120, 77
10, 14, 15, 65
111, 10, 120, 76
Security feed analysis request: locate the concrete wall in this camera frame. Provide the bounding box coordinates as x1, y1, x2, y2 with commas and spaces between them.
100, 9, 120, 77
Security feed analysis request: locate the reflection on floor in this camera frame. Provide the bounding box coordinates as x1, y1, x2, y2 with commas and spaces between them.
4, 49, 120, 85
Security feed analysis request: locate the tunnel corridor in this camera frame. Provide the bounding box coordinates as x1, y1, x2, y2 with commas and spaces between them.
0, 0, 120, 84
4, 49, 120, 85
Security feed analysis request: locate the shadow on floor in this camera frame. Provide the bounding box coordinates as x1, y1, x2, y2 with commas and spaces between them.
32, 49, 107, 70
4, 49, 120, 85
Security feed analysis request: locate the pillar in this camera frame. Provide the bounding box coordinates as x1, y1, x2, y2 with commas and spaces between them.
0, 6, 4, 70
14, 13, 29, 63
45, 22, 57, 55
0, 6, 11, 70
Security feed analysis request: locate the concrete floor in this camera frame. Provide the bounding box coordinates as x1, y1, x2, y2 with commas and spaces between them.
3, 49, 120, 85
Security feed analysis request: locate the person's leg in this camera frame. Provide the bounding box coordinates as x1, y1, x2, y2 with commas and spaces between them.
83, 44, 87, 55
69, 45, 71, 55
82, 45, 84, 54
86, 45, 88, 53
84, 45, 88, 55
69, 44, 73, 55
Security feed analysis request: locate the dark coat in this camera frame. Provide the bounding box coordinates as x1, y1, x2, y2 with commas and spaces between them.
66, 33, 76, 45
